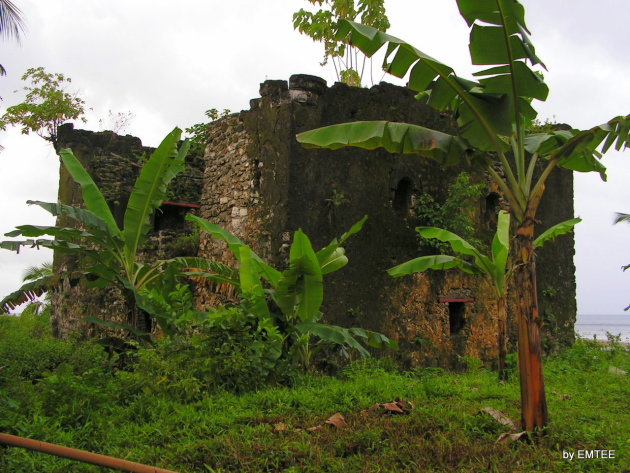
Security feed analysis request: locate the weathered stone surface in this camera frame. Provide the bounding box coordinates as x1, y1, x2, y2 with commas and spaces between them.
196, 75, 578, 367
51, 76, 577, 368
52, 124, 204, 338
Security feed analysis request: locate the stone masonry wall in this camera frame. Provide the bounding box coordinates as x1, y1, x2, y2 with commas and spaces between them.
52, 124, 203, 338
196, 74, 578, 368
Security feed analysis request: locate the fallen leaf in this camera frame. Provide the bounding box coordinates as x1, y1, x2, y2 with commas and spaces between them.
482, 407, 517, 430
496, 431, 527, 444
273, 423, 290, 433
307, 425, 323, 432
609, 366, 626, 376
325, 413, 348, 429
380, 402, 405, 414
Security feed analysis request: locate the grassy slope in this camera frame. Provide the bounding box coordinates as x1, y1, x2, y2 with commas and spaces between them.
0, 312, 628, 473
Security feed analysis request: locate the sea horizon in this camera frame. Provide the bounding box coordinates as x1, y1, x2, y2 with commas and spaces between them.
575, 313, 630, 343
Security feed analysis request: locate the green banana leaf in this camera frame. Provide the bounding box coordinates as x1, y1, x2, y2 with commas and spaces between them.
490, 211, 510, 294
123, 128, 189, 259
59, 148, 121, 237
275, 230, 324, 323
26, 201, 117, 238
316, 215, 367, 270
334, 19, 514, 150
186, 214, 282, 285
297, 120, 470, 166
416, 227, 494, 275
238, 245, 271, 320
388, 254, 482, 277
1, 275, 53, 311
296, 321, 370, 358
533, 218, 581, 248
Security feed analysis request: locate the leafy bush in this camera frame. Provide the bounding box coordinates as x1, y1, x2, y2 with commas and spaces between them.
414, 172, 485, 253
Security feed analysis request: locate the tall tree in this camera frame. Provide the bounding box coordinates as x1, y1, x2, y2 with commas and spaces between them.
297, 0, 629, 431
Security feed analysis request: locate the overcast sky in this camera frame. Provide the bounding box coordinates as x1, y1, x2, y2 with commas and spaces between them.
0, 0, 628, 316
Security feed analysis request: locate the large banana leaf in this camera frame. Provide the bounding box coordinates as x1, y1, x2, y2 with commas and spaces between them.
277, 230, 323, 322
533, 218, 581, 249
316, 215, 368, 271
334, 19, 514, 150
26, 201, 117, 239
525, 115, 629, 181
238, 245, 271, 320
186, 214, 282, 285
490, 210, 510, 294
1, 275, 53, 311
297, 121, 470, 165
416, 227, 494, 275
123, 128, 189, 260
388, 254, 482, 278
59, 149, 120, 237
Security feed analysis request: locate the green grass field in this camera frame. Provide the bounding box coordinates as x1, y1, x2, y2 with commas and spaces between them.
1, 312, 628, 473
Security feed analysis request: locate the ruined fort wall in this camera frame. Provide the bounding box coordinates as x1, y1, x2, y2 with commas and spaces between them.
197, 75, 577, 367
51, 75, 577, 367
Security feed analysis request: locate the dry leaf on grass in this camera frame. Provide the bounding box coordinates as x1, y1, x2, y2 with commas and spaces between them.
325, 413, 348, 429
496, 431, 528, 444
273, 423, 290, 433
363, 400, 415, 416
481, 407, 517, 430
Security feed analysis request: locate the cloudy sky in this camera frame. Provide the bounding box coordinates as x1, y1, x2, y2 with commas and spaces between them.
1, 0, 628, 316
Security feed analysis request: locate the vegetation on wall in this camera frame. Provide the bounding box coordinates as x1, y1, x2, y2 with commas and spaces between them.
293, 0, 389, 86
414, 172, 485, 253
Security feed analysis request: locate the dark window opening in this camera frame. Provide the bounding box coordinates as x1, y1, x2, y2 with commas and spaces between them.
393, 178, 413, 216
154, 206, 188, 231
484, 192, 500, 227
448, 302, 466, 335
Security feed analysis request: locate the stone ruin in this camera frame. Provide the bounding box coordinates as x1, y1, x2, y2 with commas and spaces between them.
51, 74, 577, 367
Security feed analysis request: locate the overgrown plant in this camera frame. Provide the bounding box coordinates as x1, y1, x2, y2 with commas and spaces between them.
293, 0, 389, 86
1, 128, 190, 335
389, 211, 580, 381
297, 0, 629, 431
185, 108, 231, 155
0, 67, 87, 145
415, 172, 485, 253
186, 214, 397, 369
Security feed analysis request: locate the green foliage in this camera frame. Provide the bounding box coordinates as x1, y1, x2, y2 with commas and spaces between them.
1, 313, 628, 473
187, 214, 397, 369
414, 172, 485, 253
2, 128, 190, 334
0, 0, 25, 78
389, 211, 512, 297
0, 67, 87, 143
185, 108, 231, 155
293, 0, 389, 85
1, 261, 53, 312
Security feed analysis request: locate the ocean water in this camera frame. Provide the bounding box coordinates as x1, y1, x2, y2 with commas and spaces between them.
575, 314, 630, 343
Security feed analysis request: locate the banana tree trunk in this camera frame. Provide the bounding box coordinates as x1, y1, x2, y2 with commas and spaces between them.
497, 295, 508, 382
514, 220, 548, 431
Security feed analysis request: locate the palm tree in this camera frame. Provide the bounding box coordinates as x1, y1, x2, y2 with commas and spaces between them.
0, 0, 25, 76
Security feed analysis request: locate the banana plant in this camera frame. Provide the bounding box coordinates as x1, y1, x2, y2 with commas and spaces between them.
296, 0, 628, 431
186, 214, 397, 369
2, 128, 190, 335
388, 211, 580, 381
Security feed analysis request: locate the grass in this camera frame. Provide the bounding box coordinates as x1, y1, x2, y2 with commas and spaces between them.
0, 311, 628, 472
